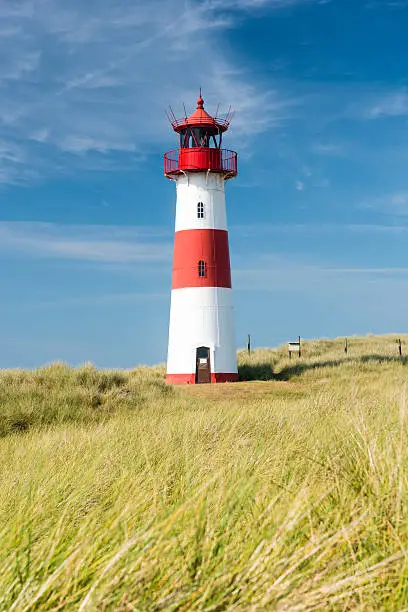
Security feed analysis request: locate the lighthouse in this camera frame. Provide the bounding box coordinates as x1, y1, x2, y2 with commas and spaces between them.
164, 91, 238, 384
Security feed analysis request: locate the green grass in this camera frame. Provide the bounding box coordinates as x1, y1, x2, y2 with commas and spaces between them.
1, 334, 408, 609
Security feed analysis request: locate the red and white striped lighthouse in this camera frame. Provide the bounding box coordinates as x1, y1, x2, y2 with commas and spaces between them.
164, 91, 238, 384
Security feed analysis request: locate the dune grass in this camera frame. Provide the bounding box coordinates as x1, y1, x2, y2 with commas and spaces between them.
1, 334, 408, 609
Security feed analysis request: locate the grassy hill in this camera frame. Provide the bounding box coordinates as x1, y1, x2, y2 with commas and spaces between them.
1, 334, 408, 609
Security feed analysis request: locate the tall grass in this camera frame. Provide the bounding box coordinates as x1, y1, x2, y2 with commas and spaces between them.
0, 363, 168, 437
1, 335, 408, 609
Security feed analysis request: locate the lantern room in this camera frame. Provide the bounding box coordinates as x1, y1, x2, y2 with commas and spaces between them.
164, 91, 238, 179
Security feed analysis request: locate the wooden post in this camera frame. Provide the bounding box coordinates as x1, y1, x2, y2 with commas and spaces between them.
298, 335, 301, 358
345, 338, 348, 355
247, 334, 251, 356
398, 338, 402, 357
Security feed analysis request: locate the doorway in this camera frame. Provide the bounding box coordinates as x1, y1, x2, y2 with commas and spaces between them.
195, 347, 211, 384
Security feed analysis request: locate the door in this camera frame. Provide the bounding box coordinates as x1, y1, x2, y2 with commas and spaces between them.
196, 347, 211, 384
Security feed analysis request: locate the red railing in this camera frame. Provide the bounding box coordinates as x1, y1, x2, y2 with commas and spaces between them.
164, 148, 237, 179
171, 116, 230, 131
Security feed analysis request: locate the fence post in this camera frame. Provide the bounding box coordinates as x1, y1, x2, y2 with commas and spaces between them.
398, 338, 402, 358
345, 338, 348, 355
298, 335, 301, 359
247, 334, 251, 356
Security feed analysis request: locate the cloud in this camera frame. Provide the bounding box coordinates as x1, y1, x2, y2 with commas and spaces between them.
27, 292, 167, 311
346, 223, 408, 233
390, 192, 408, 212
0, 139, 42, 185
233, 252, 408, 294
367, 91, 408, 118
0, 0, 307, 184
311, 142, 345, 156
213, 0, 326, 8
360, 192, 408, 216
365, 1, 408, 8
58, 136, 137, 154
0, 222, 171, 263
230, 222, 408, 240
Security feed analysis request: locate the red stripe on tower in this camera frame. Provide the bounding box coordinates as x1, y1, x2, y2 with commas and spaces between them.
172, 229, 232, 289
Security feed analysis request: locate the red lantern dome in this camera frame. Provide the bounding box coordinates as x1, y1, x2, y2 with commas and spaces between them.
164, 90, 237, 180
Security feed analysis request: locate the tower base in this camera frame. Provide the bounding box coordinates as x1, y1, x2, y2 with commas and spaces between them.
166, 372, 239, 385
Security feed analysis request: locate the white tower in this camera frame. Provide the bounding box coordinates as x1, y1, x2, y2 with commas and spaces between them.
164, 92, 238, 384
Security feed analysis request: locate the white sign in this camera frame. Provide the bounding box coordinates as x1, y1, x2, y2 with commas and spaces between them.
288, 343, 300, 352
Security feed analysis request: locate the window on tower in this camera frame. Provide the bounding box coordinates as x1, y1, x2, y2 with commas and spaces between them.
198, 260, 207, 278
197, 201, 204, 219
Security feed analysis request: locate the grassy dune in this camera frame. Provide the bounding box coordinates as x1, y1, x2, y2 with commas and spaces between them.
1, 335, 408, 609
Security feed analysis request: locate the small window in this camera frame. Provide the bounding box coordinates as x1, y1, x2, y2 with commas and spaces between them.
198, 260, 207, 278
197, 346, 209, 359
197, 201, 204, 219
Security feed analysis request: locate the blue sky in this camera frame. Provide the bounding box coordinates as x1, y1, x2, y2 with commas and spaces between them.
1, 0, 408, 368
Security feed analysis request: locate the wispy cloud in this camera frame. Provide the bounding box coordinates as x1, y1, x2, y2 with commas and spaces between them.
0, 0, 310, 184
231, 221, 408, 238
27, 292, 167, 310
360, 192, 408, 216
365, 1, 408, 8
366, 91, 408, 118
388, 192, 408, 214
0, 222, 171, 263
311, 142, 346, 156
213, 0, 327, 8
234, 252, 408, 294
